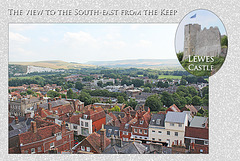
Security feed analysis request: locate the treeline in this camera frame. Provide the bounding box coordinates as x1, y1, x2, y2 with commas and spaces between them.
145, 85, 208, 112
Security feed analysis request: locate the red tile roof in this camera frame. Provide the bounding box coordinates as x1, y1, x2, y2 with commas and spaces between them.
185, 127, 208, 140
166, 104, 181, 113
19, 119, 61, 145
59, 113, 82, 125
85, 107, 106, 122
85, 132, 110, 153
185, 105, 198, 114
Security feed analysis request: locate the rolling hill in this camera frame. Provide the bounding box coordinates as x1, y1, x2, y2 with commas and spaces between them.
9, 60, 95, 69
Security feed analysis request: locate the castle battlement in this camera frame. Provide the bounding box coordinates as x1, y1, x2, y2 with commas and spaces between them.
183, 24, 221, 60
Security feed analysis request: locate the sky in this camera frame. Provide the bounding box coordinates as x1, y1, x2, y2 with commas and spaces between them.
9, 24, 178, 63
175, 9, 227, 53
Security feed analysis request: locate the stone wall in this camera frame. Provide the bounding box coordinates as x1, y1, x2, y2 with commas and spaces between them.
183, 24, 221, 59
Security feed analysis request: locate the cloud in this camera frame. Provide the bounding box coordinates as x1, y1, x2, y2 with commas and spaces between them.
39, 37, 49, 42
135, 40, 152, 47
9, 32, 30, 43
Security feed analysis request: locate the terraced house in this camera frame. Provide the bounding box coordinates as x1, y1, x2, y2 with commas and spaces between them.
149, 111, 188, 147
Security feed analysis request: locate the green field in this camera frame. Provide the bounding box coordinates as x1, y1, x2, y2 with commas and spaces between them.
158, 75, 182, 79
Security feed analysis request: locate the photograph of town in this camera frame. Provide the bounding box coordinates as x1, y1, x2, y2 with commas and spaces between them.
8, 24, 209, 154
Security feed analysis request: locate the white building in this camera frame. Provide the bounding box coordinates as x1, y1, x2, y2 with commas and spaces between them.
149, 112, 188, 147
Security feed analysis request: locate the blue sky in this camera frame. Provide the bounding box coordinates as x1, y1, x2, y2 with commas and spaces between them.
9, 24, 178, 63
175, 9, 227, 53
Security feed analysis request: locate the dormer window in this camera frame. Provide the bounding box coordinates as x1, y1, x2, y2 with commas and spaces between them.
84, 115, 88, 119
125, 124, 129, 129
140, 120, 144, 124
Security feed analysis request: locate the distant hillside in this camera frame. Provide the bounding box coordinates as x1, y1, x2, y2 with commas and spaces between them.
86, 59, 181, 68
9, 60, 95, 69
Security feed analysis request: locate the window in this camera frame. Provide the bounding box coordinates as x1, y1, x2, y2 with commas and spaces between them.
24, 150, 28, 154
73, 125, 77, 129
50, 142, 54, 148
134, 129, 137, 133
144, 130, 147, 134
191, 139, 195, 144
85, 122, 88, 127
108, 129, 112, 134
81, 146, 85, 151
152, 138, 155, 141
152, 130, 155, 133
178, 124, 182, 127
114, 130, 118, 135
167, 131, 170, 135
175, 132, 178, 136
159, 139, 161, 141
174, 140, 178, 145
31, 148, 35, 154
37, 146, 42, 152
139, 129, 142, 133
125, 124, 129, 129
81, 121, 83, 126
86, 147, 91, 152
158, 131, 162, 134
170, 123, 174, 126
140, 120, 144, 124
204, 140, 209, 145
123, 131, 128, 135
84, 115, 88, 119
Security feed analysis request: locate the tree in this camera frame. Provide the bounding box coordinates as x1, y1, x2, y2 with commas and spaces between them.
132, 79, 144, 87
187, 86, 198, 97
78, 92, 92, 106
192, 95, 203, 106
176, 85, 189, 97
145, 94, 163, 111
202, 86, 209, 98
67, 89, 74, 99
160, 91, 174, 107
117, 96, 125, 103
144, 83, 152, 88
143, 87, 151, 93
75, 81, 84, 90
125, 98, 137, 108
47, 90, 60, 98
109, 106, 121, 112
221, 35, 228, 47
177, 52, 183, 62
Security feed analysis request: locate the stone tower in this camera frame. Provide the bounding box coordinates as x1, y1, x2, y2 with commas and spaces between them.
183, 24, 221, 60
183, 24, 201, 60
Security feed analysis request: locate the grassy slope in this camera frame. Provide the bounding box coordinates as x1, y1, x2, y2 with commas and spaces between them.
9, 60, 95, 69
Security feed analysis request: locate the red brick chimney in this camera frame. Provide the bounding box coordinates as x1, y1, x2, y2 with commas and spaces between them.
61, 121, 66, 134
100, 124, 106, 152
48, 102, 52, 111
31, 121, 37, 133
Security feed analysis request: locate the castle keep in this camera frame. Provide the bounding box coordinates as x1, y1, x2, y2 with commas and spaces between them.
183, 24, 221, 60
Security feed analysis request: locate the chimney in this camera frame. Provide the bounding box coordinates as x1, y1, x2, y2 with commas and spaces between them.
110, 135, 115, 146
61, 121, 66, 134
59, 95, 62, 99
48, 102, 52, 111
31, 121, 37, 133
100, 124, 106, 152
37, 103, 40, 110
53, 98, 56, 101
116, 138, 123, 147
15, 116, 19, 124
65, 95, 67, 100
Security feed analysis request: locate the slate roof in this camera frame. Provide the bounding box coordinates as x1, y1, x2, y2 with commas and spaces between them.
103, 141, 147, 154
165, 111, 187, 124
149, 113, 166, 127
106, 114, 113, 124
9, 117, 34, 138
112, 111, 125, 118
97, 125, 120, 138
190, 116, 208, 128
39, 100, 70, 109
185, 127, 208, 140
